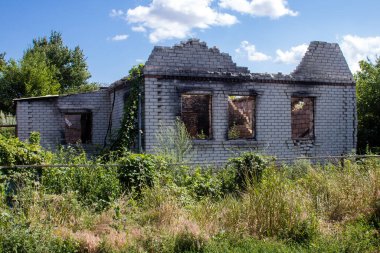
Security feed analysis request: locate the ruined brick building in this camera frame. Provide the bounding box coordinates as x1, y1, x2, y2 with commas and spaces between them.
15, 39, 357, 162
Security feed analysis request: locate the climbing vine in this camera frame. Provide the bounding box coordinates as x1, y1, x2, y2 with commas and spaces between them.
111, 64, 144, 152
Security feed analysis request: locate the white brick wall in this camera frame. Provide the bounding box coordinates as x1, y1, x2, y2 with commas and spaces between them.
16, 89, 111, 152
143, 78, 357, 162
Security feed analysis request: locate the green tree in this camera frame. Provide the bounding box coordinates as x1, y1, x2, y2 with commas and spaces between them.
355, 57, 380, 151
0, 53, 60, 113
21, 50, 60, 96
28, 31, 91, 93
0, 52, 5, 72
0, 31, 95, 114
0, 59, 25, 113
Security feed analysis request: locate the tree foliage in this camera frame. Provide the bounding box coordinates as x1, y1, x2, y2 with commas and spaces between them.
355, 57, 380, 150
0, 53, 5, 72
28, 31, 91, 93
0, 31, 94, 114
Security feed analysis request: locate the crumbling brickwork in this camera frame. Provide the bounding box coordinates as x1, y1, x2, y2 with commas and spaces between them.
143, 39, 357, 162
15, 39, 357, 162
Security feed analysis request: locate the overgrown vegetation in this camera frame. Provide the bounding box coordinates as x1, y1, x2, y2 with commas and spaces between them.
355, 56, 380, 152
0, 110, 16, 137
155, 119, 194, 163
111, 64, 144, 152
0, 133, 379, 252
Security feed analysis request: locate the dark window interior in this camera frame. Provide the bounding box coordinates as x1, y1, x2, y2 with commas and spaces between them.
64, 113, 92, 144
291, 97, 314, 139
228, 95, 255, 139
181, 94, 212, 139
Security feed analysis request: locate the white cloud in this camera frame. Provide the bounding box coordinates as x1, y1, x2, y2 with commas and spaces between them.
236, 41, 271, 61
131, 26, 147, 32
340, 35, 380, 72
110, 34, 129, 41
125, 0, 238, 43
219, 0, 298, 19
275, 44, 308, 64
110, 9, 124, 17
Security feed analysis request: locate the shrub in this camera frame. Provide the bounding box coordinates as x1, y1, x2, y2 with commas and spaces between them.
0, 132, 51, 166
283, 159, 312, 180
42, 146, 121, 210
159, 164, 236, 200
227, 152, 272, 190
154, 118, 193, 163
182, 167, 223, 200
43, 165, 121, 211
0, 127, 15, 138
117, 153, 162, 193
216, 165, 238, 195
0, 133, 52, 206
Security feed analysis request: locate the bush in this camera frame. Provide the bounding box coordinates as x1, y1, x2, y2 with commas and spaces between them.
181, 167, 223, 200
117, 153, 163, 193
227, 152, 272, 190
154, 118, 194, 163
158, 164, 237, 200
42, 146, 121, 210
283, 159, 312, 180
0, 132, 51, 166
216, 165, 238, 195
0, 133, 52, 206
0, 127, 15, 138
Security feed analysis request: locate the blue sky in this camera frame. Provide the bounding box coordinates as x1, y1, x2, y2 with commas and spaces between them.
1, 0, 380, 85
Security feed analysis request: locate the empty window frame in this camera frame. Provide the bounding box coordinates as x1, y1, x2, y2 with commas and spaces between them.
181, 94, 212, 139
64, 113, 92, 144
291, 97, 314, 139
228, 95, 255, 139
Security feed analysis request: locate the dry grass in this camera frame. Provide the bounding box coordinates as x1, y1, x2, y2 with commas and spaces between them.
3, 157, 380, 252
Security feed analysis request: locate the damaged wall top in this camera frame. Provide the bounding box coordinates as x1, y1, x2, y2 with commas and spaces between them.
144, 38, 249, 76
144, 38, 355, 85
292, 41, 354, 84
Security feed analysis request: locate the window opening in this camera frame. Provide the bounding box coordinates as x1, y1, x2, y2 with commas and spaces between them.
181, 94, 212, 139
228, 95, 255, 139
291, 97, 314, 139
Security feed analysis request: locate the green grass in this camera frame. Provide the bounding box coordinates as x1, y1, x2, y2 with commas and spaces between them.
0, 137, 380, 252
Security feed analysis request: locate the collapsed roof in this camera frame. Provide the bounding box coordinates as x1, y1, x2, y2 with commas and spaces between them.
144, 38, 354, 84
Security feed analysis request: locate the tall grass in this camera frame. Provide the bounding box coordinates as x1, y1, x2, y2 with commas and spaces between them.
0, 139, 379, 252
